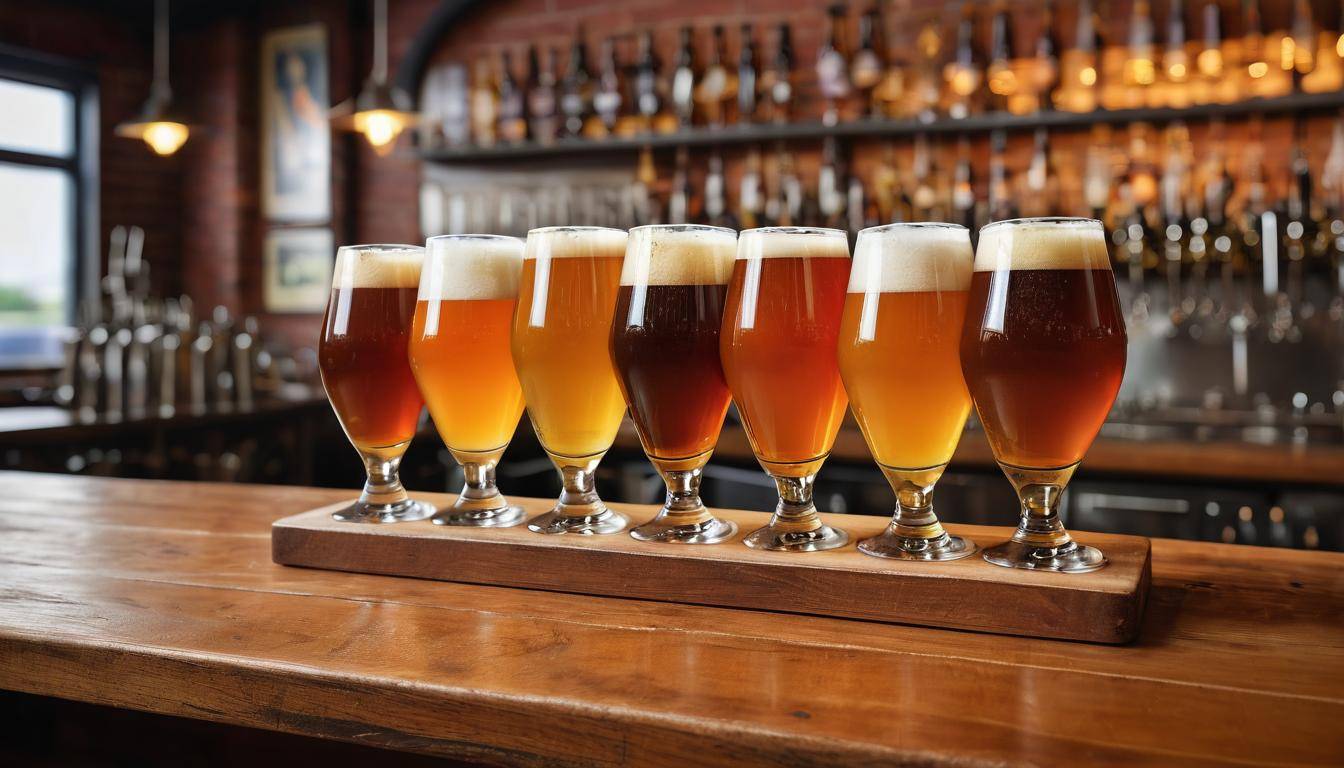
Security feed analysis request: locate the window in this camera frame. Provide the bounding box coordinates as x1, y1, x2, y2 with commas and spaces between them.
0, 46, 97, 369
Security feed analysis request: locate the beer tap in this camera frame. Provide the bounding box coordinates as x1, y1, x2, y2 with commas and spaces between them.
190, 320, 212, 413
233, 316, 256, 410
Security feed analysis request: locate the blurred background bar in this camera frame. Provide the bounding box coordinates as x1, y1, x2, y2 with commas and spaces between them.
1, 0, 1342, 552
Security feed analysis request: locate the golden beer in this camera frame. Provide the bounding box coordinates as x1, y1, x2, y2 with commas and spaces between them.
512, 226, 630, 534
409, 234, 527, 527
837, 223, 977, 560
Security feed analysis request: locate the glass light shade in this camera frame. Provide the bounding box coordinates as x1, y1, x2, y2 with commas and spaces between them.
114, 120, 189, 156
352, 109, 409, 155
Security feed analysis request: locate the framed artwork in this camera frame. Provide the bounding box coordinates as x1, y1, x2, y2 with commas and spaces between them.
261, 24, 330, 222
263, 228, 333, 313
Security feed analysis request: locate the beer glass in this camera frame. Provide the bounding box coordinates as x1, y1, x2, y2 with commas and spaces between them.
409, 234, 527, 527
721, 226, 851, 552
961, 218, 1127, 572
319, 244, 434, 523
611, 224, 738, 544
513, 226, 630, 534
838, 223, 978, 561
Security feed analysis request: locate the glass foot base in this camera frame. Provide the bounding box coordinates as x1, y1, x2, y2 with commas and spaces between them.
858, 530, 978, 561
527, 509, 629, 535
332, 500, 435, 524
982, 539, 1108, 573
432, 505, 525, 528
630, 516, 737, 544
743, 523, 848, 552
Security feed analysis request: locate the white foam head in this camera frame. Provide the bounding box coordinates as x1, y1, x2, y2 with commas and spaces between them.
736, 227, 851, 261
849, 223, 972, 293
975, 218, 1112, 273
525, 226, 629, 261
332, 245, 424, 289
621, 225, 737, 286
419, 235, 524, 301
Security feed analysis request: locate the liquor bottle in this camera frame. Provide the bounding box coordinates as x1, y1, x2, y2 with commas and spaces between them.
1288, 0, 1315, 76
740, 146, 763, 229
1163, 0, 1189, 85
695, 25, 732, 128
560, 33, 593, 139
633, 30, 661, 130
593, 37, 622, 136
945, 4, 981, 119
470, 56, 497, 147
871, 143, 900, 223
526, 46, 559, 145
911, 134, 937, 219
1195, 0, 1228, 104
761, 23, 794, 124
670, 26, 697, 128
668, 146, 690, 223
849, 3, 885, 117
911, 21, 942, 121
988, 130, 1019, 222
1124, 0, 1157, 92
816, 4, 851, 125
631, 146, 656, 226
1302, 0, 1344, 92
986, 2, 1017, 112
953, 137, 976, 230
872, 11, 905, 118
818, 136, 845, 227
737, 23, 759, 123
1028, 0, 1061, 113
705, 149, 727, 226
1057, 0, 1099, 112
497, 50, 527, 144
1024, 127, 1061, 216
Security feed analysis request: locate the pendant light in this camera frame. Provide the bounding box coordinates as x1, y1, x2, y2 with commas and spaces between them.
115, 0, 190, 156
332, 0, 418, 156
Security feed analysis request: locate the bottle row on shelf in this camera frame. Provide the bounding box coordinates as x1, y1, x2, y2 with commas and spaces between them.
416, 0, 1344, 151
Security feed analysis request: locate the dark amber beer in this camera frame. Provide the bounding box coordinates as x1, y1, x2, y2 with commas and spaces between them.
512, 226, 630, 535
318, 244, 433, 523
721, 226, 851, 552
961, 217, 1127, 572
837, 223, 977, 561
409, 234, 526, 528
611, 224, 737, 544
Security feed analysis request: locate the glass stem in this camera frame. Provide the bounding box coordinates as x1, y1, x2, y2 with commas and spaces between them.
880, 465, 948, 541
454, 460, 506, 514
555, 458, 608, 519
658, 466, 709, 524
360, 452, 410, 511
769, 473, 822, 533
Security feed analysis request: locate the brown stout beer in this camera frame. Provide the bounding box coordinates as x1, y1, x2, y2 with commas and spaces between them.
611, 225, 738, 544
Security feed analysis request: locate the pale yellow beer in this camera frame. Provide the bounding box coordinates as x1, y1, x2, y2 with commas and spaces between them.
512, 226, 630, 534
837, 223, 977, 561
837, 225, 972, 471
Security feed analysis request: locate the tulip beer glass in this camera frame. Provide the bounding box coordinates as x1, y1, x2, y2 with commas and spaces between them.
961, 218, 1127, 572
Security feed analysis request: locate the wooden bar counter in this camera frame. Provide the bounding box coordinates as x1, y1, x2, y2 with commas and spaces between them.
0, 471, 1340, 766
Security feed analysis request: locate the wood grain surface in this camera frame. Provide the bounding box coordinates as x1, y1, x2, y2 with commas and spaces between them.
273, 498, 1151, 644
1, 471, 1341, 766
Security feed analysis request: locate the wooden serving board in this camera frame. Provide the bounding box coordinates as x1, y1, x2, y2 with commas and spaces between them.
273, 493, 1151, 644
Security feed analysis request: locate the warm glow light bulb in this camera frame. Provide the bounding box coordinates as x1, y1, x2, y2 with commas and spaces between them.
1281, 35, 1296, 70
1248, 60, 1269, 78
142, 122, 189, 156
1337, 32, 1343, 58
1080, 66, 1097, 86
1197, 49, 1223, 77
354, 109, 406, 155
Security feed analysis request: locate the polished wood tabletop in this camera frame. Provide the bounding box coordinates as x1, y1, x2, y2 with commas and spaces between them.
0, 471, 1340, 767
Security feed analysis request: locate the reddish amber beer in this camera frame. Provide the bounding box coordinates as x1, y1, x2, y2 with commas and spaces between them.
721, 227, 851, 552
837, 223, 977, 561
961, 217, 1127, 572
611, 224, 738, 544
409, 234, 527, 528
319, 244, 433, 523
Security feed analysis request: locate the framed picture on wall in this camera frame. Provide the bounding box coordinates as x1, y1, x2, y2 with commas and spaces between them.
261, 24, 331, 222
263, 227, 333, 313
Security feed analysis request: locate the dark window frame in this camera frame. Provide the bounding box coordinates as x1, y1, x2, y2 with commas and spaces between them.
0, 43, 99, 370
